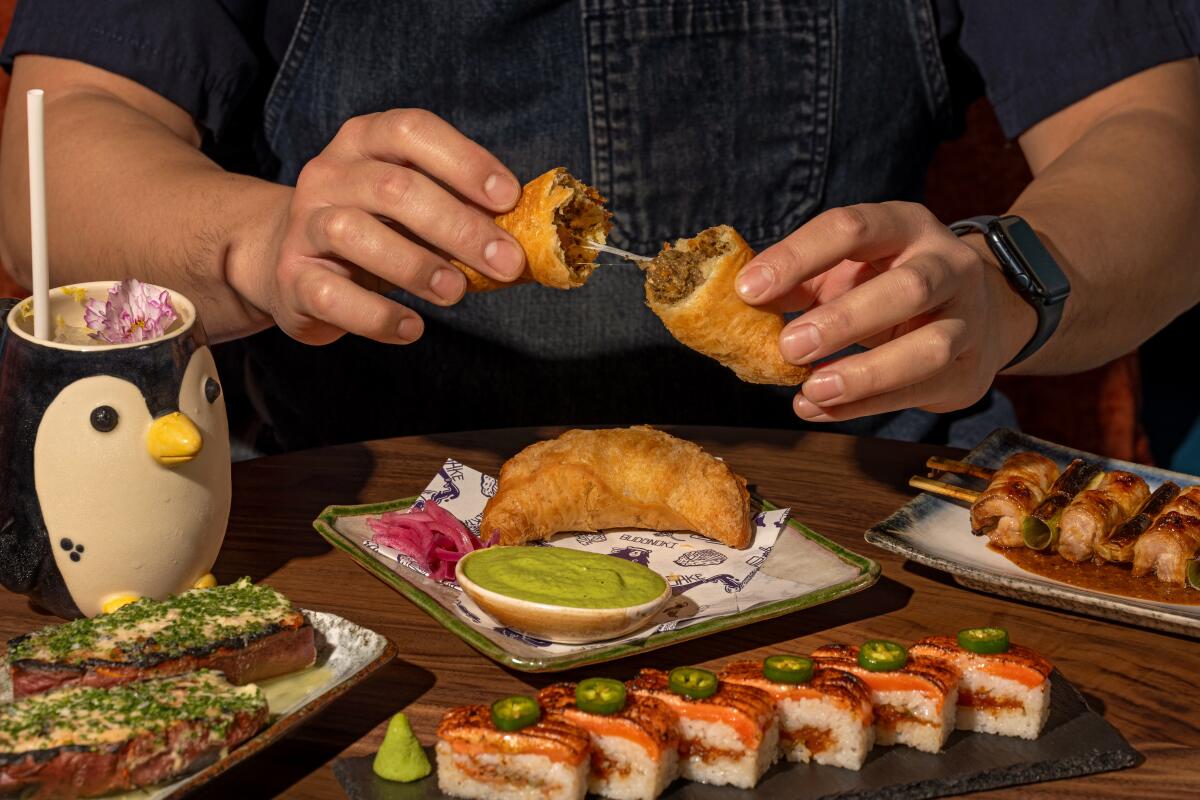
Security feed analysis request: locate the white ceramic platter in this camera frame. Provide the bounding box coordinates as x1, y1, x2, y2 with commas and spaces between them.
866, 428, 1200, 637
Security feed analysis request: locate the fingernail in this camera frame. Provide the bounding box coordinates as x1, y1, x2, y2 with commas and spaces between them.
794, 395, 821, 419
429, 267, 465, 302
484, 174, 520, 207
780, 323, 820, 363
735, 263, 774, 300
803, 372, 844, 404
397, 317, 423, 343
485, 239, 525, 279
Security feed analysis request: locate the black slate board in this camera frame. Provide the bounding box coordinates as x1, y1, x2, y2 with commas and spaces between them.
334, 671, 1139, 800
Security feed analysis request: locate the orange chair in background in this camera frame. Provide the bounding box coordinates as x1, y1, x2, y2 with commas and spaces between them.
0, 0, 21, 300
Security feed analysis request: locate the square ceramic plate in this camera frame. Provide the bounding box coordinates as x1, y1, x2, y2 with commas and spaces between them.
313, 497, 879, 672
866, 428, 1200, 637
1, 610, 397, 799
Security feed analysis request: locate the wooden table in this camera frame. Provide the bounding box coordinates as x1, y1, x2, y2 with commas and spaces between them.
2, 427, 1196, 798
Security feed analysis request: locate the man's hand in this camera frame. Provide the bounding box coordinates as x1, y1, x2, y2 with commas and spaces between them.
735, 202, 1036, 422
266, 109, 527, 345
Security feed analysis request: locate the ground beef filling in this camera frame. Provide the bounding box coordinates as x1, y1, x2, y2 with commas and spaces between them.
645, 249, 704, 304
645, 229, 731, 304
554, 176, 612, 274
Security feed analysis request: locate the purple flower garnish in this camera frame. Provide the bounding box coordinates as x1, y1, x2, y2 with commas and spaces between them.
83, 279, 178, 343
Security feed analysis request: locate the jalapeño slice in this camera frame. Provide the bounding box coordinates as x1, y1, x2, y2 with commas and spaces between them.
668, 667, 719, 699
857, 640, 908, 672
1187, 559, 1200, 591
575, 678, 627, 715
763, 654, 814, 684
957, 627, 1010, 654
490, 695, 540, 731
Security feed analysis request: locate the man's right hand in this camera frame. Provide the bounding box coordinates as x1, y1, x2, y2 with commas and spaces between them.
265, 109, 526, 345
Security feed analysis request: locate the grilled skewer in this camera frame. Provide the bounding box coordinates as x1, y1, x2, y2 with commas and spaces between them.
911, 451, 1200, 590
971, 453, 1061, 547
1131, 486, 1200, 585
1020, 459, 1104, 551
1056, 470, 1150, 562
1094, 481, 1181, 563
912, 452, 1062, 548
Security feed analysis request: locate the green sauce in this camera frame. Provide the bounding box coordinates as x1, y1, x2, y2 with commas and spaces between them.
463, 547, 667, 609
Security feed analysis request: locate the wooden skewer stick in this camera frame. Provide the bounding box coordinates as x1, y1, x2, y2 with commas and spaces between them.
908, 476, 981, 504
924, 456, 995, 481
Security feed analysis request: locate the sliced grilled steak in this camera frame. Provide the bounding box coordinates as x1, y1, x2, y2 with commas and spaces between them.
7, 578, 316, 698
0, 670, 268, 799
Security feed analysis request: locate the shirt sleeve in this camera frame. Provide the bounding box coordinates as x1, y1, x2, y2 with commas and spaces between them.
0, 0, 262, 139
956, 0, 1200, 137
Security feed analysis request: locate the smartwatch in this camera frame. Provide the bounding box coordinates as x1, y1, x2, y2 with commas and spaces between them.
949, 215, 1070, 369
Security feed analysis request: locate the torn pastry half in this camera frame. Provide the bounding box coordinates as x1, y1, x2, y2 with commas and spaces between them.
454, 167, 613, 292
643, 225, 812, 386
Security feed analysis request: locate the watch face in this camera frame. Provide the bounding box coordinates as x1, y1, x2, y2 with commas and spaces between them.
995, 217, 1071, 304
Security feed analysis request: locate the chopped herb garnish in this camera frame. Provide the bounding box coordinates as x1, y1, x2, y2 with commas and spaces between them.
0, 670, 265, 753
6, 578, 296, 664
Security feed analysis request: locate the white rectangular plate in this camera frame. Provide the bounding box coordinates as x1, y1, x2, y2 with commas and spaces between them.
866, 428, 1200, 638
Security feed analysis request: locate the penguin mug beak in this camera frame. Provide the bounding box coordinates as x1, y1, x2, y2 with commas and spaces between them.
147, 412, 203, 467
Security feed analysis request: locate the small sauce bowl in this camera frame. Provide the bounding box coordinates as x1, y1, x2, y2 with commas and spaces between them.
454, 550, 672, 644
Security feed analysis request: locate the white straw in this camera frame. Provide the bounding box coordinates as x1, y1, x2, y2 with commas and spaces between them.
27, 89, 49, 340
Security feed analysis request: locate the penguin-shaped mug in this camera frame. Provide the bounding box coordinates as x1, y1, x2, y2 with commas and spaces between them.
0, 282, 231, 618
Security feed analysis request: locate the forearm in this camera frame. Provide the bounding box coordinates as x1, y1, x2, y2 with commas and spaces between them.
0, 83, 287, 341
1008, 68, 1200, 375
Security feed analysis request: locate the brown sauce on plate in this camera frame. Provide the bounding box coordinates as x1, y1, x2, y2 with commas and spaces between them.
991, 544, 1200, 605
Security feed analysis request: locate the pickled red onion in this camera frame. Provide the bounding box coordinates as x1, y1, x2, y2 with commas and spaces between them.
367, 499, 494, 582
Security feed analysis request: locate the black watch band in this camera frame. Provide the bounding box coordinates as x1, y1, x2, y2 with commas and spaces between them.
949, 214, 1070, 369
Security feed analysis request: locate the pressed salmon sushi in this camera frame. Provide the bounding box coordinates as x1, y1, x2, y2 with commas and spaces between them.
538, 683, 679, 800
627, 668, 778, 789
811, 644, 959, 754
719, 660, 874, 770
436, 705, 591, 800
910, 635, 1053, 740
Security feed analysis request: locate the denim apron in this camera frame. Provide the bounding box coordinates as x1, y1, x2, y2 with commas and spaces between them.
239, 0, 1015, 452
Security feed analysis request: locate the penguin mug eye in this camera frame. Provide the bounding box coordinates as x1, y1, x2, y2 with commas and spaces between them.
204, 378, 221, 404
90, 405, 119, 432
